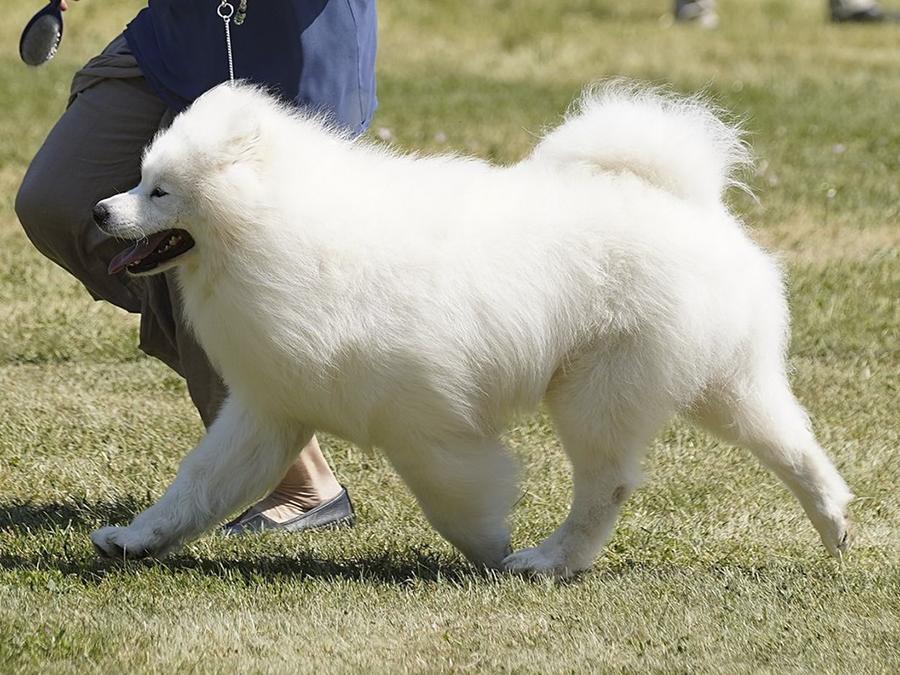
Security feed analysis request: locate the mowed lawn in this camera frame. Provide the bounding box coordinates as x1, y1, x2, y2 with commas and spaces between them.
1, 0, 898, 672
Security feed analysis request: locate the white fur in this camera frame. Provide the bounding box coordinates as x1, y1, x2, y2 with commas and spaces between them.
91, 82, 852, 576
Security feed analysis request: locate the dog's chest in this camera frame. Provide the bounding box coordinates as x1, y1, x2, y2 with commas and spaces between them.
182, 278, 374, 435
182, 283, 314, 410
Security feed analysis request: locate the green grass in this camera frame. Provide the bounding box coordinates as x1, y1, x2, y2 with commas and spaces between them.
1, 0, 899, 671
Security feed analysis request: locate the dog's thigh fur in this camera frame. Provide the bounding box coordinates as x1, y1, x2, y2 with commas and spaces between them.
91, 396, 310, 558
386, 436, 518, 569
504, 342, 676, 577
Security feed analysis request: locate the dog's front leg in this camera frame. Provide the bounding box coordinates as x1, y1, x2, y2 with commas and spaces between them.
91, 395, 310, 559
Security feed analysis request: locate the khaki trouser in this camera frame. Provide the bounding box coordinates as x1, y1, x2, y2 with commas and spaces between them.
15, 36, 226, 425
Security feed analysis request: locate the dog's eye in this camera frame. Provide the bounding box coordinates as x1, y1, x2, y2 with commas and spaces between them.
150, 187, 169, 198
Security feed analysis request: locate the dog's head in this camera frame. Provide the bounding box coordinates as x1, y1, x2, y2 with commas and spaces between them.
94, 83, 279, 276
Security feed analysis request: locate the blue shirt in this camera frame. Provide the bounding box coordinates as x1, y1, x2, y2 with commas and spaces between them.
124, 0, 377, 134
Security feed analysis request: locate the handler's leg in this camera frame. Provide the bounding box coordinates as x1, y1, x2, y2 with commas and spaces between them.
15, 66, 344, 528
16, 76, 162, 313
91, 396, 312, 558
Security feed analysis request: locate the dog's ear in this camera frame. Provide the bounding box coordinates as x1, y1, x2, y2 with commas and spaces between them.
224, 108, 265, 163
188, 83, 272, 164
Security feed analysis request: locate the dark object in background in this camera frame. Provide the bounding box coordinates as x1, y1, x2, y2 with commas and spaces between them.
831, 2, 900, 22
20, 0, 64, 67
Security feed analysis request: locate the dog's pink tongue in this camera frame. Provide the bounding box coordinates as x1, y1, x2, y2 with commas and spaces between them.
107, 231, 170, 275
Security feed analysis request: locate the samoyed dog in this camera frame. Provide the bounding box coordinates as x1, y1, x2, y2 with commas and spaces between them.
89, 82, 852, 576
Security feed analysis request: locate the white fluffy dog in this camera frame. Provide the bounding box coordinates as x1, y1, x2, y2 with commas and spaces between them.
90, 82, 852, 576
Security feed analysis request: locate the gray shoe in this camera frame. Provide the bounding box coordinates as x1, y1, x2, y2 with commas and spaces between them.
222, 487, 355, 535
674, 0, 719, 27
831, 3, 900, 22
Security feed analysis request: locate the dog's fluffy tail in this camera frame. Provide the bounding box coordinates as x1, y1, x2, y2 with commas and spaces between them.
531, 81, 751, 207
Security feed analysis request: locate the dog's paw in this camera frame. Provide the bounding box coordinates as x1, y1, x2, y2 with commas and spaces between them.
502, 546, 585, 579
807, 504, 853, 562
823, 513, 853, 562
90, 525, 162, 560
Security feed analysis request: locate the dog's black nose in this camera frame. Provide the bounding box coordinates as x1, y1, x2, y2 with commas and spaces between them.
92, 202, 110, 226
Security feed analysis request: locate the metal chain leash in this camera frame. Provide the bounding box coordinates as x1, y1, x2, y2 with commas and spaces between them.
217, 0, 235, 82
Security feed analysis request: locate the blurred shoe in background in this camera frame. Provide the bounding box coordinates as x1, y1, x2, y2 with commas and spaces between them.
674, 0, 719, 28
830, 0, 900, 21
674, 0, 899, 25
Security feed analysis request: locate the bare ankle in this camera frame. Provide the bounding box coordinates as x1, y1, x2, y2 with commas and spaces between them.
250, 436, 343, 521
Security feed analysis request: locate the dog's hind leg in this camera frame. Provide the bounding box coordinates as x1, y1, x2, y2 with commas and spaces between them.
689, 367, 853, 558
504, 351, 674, 578
91, 395, 311, 559
387, 436, 519, 570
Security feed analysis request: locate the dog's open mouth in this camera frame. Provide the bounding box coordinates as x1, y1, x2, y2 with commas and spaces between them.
108, 229, 195, 275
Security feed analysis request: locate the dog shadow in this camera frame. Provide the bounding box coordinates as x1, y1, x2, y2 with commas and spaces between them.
0, 499, 481, 585
2, 500, 833, 586
0, 497, 146, 533
0, 550, 482, 586
0, 500, 683, 585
